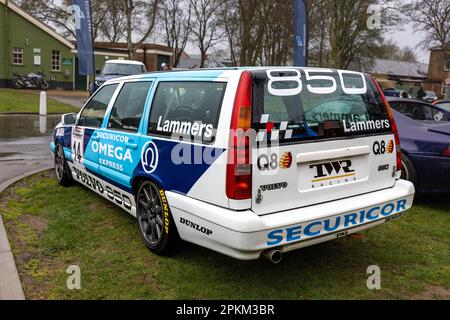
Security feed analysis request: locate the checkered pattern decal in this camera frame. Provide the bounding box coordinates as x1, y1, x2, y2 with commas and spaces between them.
256, 114, 293, 142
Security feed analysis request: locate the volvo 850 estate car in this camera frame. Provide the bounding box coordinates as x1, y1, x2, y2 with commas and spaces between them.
51, 68, 415, 263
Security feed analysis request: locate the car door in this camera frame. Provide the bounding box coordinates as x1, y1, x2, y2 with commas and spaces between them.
72, 83, 119, 173
97, 80, 154, 189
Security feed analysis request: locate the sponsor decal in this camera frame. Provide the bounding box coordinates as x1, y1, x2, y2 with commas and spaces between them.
279, 152, 293, 169
91, 141, 133, 163
159, 189, 170, 234
55, 128, 65, 137
266, 199, 408, 246
434, 112, 444, 122
257, 153, 279, 171
71, 127, 85, 166
180, 217, 212, 236
156, 116, 214, 138
257, 152, 293, 171
309, 112, 369, 123
343, 119, 390, 133
72, 166, 133, 211
309, 159, 356, 187
373, 140, 394, 155
378, 164, 390, 172
141, 141, 159, 174
260, 182, 288, 192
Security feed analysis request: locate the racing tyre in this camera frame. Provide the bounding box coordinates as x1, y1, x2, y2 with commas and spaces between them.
137, 180, 178, 255
55, 143, 74, 186
401, 153, 417, 188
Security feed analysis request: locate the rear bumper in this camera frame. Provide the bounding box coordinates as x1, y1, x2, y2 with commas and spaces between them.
167, 179, 415, 260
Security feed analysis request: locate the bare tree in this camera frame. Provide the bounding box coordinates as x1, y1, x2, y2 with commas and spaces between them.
159, 0, 192, 67
189, 0, 222, 68
374, 40, 417, 62
17, 0, 107, 41
99, 0, 127, 42
408, 0, 450, 98
124, 0, 160, 58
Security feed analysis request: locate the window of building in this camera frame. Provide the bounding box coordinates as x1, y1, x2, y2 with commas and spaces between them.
108, 81, 153, 133
442, 82, 448, 96
444, 59, 449, 72
12, 48, 23, 65
51, 50, 61, 71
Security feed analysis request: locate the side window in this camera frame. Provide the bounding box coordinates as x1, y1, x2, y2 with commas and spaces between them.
107, 81, 152, 132
79, 84, 118, 128
148, 81, 226, 143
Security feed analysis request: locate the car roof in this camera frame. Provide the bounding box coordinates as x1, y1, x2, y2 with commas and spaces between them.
104, 66, 371, 83
105, 59, 145, 65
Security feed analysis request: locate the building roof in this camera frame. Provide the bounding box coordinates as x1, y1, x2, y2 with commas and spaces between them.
366, 59, 428, 78
1, 0, 74, 49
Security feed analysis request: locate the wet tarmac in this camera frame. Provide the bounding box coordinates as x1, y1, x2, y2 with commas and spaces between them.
0, 114, 60, 184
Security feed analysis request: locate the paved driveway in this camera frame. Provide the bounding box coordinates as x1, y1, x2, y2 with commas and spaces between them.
0, 114, 59, 184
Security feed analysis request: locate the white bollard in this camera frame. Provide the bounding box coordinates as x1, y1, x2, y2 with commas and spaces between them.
39, 91, 47, 116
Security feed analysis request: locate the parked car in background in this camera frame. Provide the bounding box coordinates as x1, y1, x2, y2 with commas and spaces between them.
383, 89, 410, 99
89, 60, 146, 94
422, 91, 438, 103
386, 97, 450, 122
386, 97, 450, 193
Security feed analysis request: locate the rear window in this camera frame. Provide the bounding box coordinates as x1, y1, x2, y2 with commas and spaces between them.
252, 69, 391, 143
148, 81, 226, 143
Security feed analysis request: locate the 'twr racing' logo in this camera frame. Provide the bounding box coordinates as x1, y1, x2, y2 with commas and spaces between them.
309, 160, 356, 188
141, 141, 159, 174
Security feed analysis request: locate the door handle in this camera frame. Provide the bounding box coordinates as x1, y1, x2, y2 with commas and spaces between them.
126, 142, 138, 149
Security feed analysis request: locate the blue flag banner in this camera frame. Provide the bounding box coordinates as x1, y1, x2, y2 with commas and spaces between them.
73, 0, 94, 75
293, 0, 308, 67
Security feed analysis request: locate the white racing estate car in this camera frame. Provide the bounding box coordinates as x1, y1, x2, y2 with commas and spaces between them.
50, 67, 415, 263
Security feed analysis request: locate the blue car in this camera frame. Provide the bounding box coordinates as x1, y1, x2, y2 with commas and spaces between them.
387, 98, 450, 193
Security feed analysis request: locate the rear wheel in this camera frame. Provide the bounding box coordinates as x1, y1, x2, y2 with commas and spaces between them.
11, 80, 22, 89
401, 153, 417, 188
54, 143, 74, 186
136, 180, 177, 255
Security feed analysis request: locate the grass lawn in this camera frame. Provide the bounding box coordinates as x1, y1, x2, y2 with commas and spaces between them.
1, 170, 449, 300
0, 89, 78, 114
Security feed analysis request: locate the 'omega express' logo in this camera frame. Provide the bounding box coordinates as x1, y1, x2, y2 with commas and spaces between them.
141, 141, 159, 174
310, 160, 356, 187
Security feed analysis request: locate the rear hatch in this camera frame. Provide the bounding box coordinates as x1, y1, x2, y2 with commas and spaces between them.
250, 68, 398, 215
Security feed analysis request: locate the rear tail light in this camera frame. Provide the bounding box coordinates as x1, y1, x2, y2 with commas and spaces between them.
442, 146, 450, 157
226, 71, 252, 200
371, 77, 402, 176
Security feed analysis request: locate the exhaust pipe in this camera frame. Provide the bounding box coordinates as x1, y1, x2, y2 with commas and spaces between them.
263, 249, 283, 264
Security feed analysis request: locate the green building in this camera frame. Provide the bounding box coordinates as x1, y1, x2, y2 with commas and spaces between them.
0, 0, 172, 90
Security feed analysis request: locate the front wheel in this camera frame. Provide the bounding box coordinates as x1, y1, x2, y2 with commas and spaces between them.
54, 143, 74, 186
40, 81, 49, 90
136, 180, 178, 255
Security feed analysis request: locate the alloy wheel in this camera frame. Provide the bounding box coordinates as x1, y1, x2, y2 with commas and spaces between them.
138, 182, 164, 246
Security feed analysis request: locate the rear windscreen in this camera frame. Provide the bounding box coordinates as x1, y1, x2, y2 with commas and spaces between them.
252, 69, 392, 143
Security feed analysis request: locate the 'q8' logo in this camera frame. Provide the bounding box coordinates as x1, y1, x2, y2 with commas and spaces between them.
141, 141, 159, 174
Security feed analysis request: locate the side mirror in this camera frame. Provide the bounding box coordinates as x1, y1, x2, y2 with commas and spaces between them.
61, 113, 77, 125
96, 69, 101, 75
